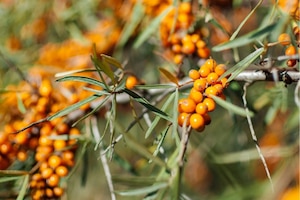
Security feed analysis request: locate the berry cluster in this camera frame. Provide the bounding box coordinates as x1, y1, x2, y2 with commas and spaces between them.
159, 2, 210, 64
178, 58, 227, 132
277, 26, 300, 67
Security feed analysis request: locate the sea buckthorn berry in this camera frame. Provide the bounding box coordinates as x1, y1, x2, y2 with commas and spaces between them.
189, 113, 205, 130
53, 140, 67, 150
45, 188, 54, 198
213, 84, 224, 94
173, 54, 184, 64
17, 150, 28, 162
125, 76, 138, 89
214, 64, 226, 76
47, 173, 60, 187
170, 33, 181, 44
181, 34, 192, 44
205, 86, 218, 97
48, 155, 62, 169
206, 72, 219, 85
56, 123, 69, 134
189, 69, 200, 80
197, 47, 210, 58
278, 33, 291, 45
193, 78, 207, 92
179, 2, 192, 13
285, 45, 296, 56
39, 79, 52, 97
32, 173, 43, 181
15, 131, 28, 145
204, 59, 217, 71
181, 41, 196, 54
172, 44, 182, 53
221, 77, 229, 88
189, 88, 204, 103
41, 167, 53, 179
203, 113, 211, 125
195, 103, 208, 115
39, 135, 53, 146
53, 187, 64, 197
0, 142, 12, 154
55, 165, 68, 177
199, 65, 211, 78
203, 97, 216, 112
191, 34, 200, 43
179, 98, 196, 113
196, 40, 206, 49
178, 113, 190, 127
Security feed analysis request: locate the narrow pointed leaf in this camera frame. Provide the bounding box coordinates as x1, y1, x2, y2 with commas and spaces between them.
16, 175, 29, 200
211, 95, 254, 117
212, 23, 277, 51
134, 6, 173, 48
48, 95, 99, 120
56, 75, 106, 88
124, 89, 171, 121
116, 182, 168, 196
91, 55, 116, 83
159, 68, 179, 86
101, 54, 123, 69
17, 94, 26, 114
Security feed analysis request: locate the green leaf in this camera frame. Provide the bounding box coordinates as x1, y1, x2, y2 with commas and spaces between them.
159, 68, 179, 86
117, 0, 144, 47
221, 47, 264, 82
145, 92, 175, 138
134, 6, 173, 48
0, 176, 20, 183
17, 94, 26, 114
211, 95, 254, 117
56, 75, 106, 88
100, 54, 123, 69
55, 68, 97, 78
212, 23, 277, 51
116, 182, 168, 196
91, 55, 116, 84
124, 89, 171, 121
48, 95, 99, 120
135, 84, 175, 90
16, 175, 29, 200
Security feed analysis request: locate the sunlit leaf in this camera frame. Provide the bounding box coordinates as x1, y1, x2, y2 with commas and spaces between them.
134, 6, 173, 48
100, 54, 122, 69
91, 55, 116, 84
124, 89, 171, 121
48, 95, 99, 120
134, 84, 175, 90
211, 95, 254, 117
17, 94, 26, 114
212, 23, 277, 51
17, 175, 29, 200
56, 75, 106, 89
221, 47, 264, 82
116, 182, 168, 196
159, 68, 179, 86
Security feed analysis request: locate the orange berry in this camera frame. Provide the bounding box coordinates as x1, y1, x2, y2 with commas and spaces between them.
189, 113, 205, 130
221, 77, 229, 88
53, 140, 67, 151
205, 86, 218, 97
47, 174, 60, 187
189, 88, 204, 103
173, 54, 184, 64
39, 79, 52, 97
178, 113, 190, 127
285, 45, 296, 56
55, 165, 68, 177
191, 34, 200, 43
39, 135, 53, 146
214, 84, 224, 94
45, 188, 54, 198
172, 44, 182, 53
197, 47, 210, 58
199, 65, 211, 78
278, 33, 291, 45
181, 34, 192, 44
53, 187, 64, 197
0, 142, 12, 155
31, 173, 43, 181
17, 150, 28, 162
125, 76, 138, 89
206, 72, 219, 85
179, 98, 196, 113
40, 123, 52, 136
193, 78, 207, 92
203, 97, 216, 112
170, 33, 181, 44
204, 59, 217, 71
181, 41, 195, 54
179, 2, 192, 13
214, 64, 226, 76
56, 123, 69, 134
41, 167, 53, 179
15, 131, 28, 145
189, 69, 200, 80
195, 103, 208, 115
196, 40, 206, 49
286, 59, 297, 67
48, 155, 62, 169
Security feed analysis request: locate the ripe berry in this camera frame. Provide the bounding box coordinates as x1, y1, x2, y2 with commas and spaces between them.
189, 113, 205, 130
48, 155, 62, 169
197, 47, 210, 58
195, 103, 208, 115
285, 45, 296, 56
181, 41, 196, 54
278, 33, 291, 45
199, 65, 211, 78
203, 97, 216, 112
179, 98, 196, 113
214, 64, 226, 76
125, 76, 138, 89
205, 86, 218, 97
206, 72, 219, 85
41, 167, 53, 179
189, 88, 204, 103
53, 187, 64, 197
193, 78, 207, 92
47, 173, 60, 187
204, 59, 217, 71
178, 112, 190, 127
189, 69, 201, 80
55, 165, 68, 177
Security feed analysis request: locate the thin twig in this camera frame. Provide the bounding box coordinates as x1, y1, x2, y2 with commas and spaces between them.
242, 82, 274, 192
91, 116, 116, 200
